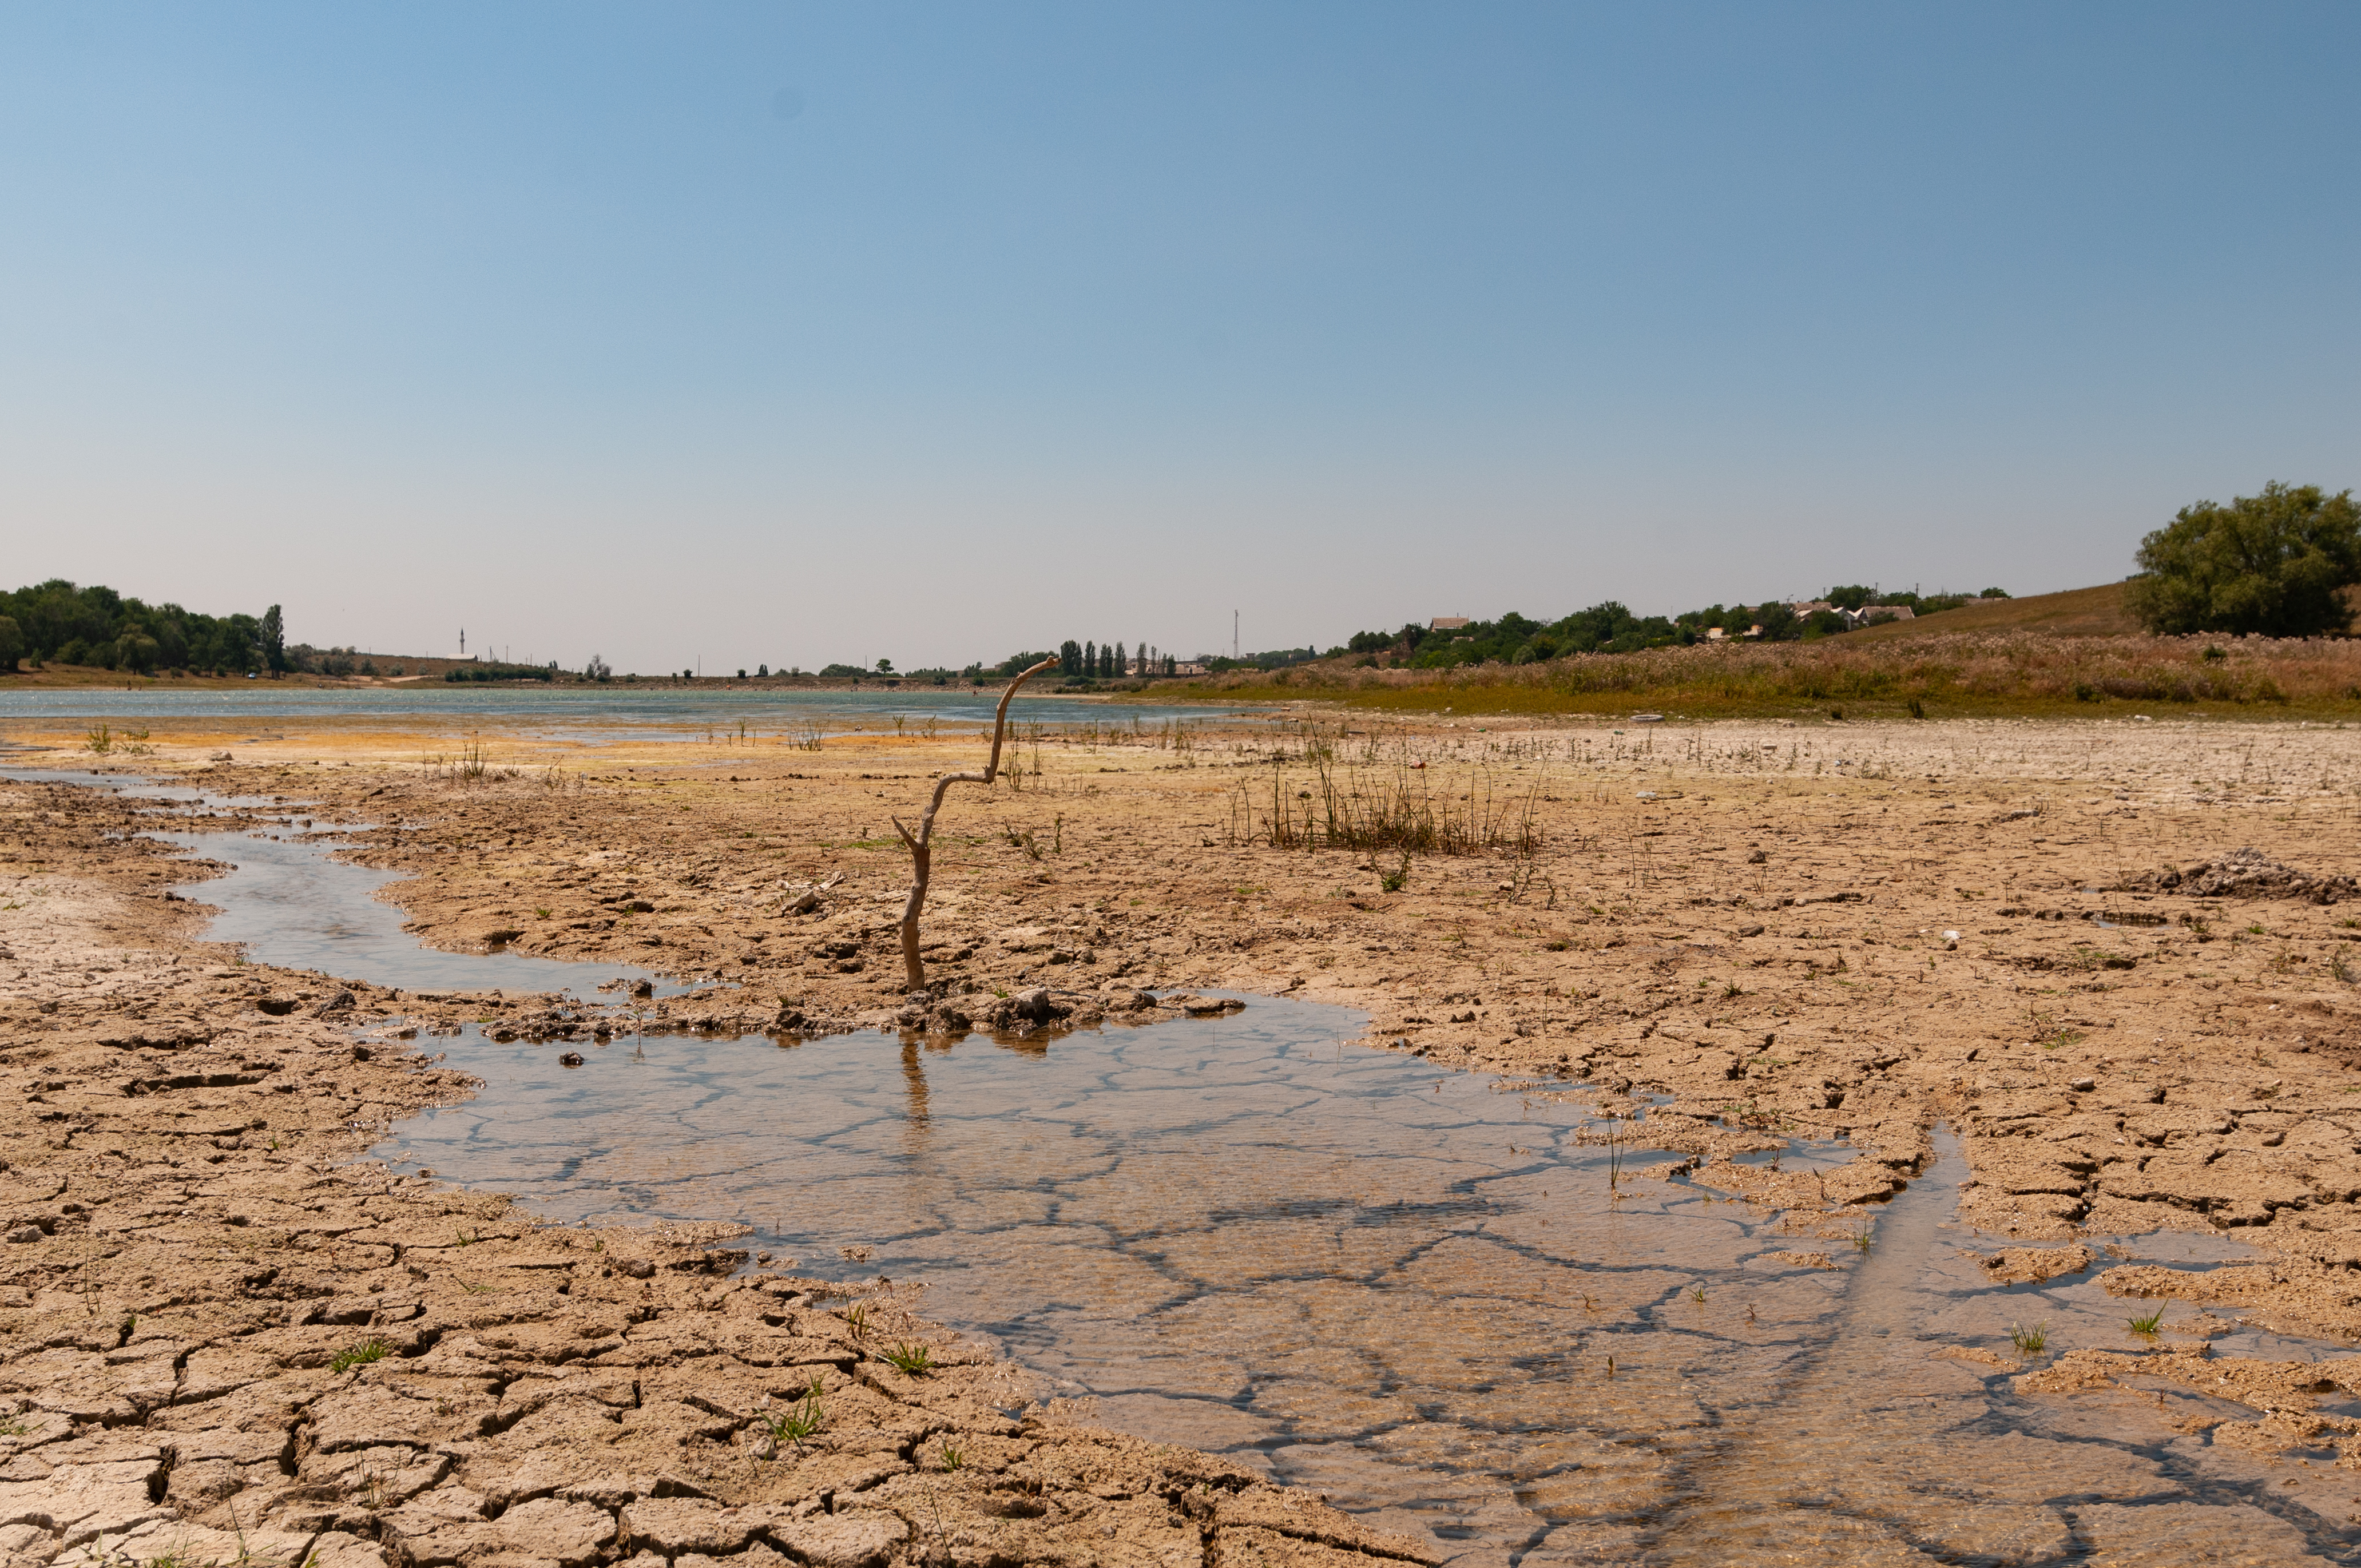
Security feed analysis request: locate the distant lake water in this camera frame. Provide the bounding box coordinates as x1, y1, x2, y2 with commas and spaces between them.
0, 685, 1261, 737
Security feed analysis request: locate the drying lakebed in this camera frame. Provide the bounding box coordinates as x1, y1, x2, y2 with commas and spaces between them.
12, 760, 2360, 1564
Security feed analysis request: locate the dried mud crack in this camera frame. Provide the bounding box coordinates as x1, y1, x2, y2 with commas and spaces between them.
8, 711, 2361, 1562
0, 776, 1430, 1567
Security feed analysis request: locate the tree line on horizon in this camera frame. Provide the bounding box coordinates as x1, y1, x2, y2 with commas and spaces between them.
1329, 585, 2008, 674
13, 484, 2352, 686
0, 579, 285, 675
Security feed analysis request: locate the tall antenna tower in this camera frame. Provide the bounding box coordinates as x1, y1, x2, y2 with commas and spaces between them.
1233, 610, 1239, 662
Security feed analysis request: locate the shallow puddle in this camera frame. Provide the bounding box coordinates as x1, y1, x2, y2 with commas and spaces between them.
373, 1007, 2361, 1564
0, 767, 691, 998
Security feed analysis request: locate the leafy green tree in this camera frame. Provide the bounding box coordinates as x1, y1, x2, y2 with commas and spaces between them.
2129, 482, 2361, 637
1752, 602, 1800, 642
260, 605, 287, 673
0, 616, 19, 671
876, 658, 894, 673
1800, 609, 1848, 639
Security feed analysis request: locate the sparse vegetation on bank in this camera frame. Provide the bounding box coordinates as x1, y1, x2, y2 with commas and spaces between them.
1157, 629, 2361, 718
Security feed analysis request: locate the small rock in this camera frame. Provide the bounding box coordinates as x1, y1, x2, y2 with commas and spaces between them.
1747, 850, 1768, 864
1735, 923, 1765, 938
629, 979, 654, 999
2070, 1076, 2096, 1093
617, 1258, 657, 1279
4, 1224, 39, 1243
559, 1052, 586, 1067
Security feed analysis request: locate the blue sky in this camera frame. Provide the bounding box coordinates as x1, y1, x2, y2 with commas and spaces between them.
5, 3, 2356, 672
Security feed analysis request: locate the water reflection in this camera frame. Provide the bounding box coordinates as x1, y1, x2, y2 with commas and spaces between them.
370, 1002, 2351, 1564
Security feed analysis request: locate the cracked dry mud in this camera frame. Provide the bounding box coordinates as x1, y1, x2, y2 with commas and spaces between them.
6, 708, 2361, 1565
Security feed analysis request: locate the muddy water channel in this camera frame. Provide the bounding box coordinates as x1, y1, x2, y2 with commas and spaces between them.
2, 765, 692, 998
372, 1007, 2361, 1565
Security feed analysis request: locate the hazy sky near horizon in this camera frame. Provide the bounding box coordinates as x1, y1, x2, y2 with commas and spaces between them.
5, 3, 2358, 673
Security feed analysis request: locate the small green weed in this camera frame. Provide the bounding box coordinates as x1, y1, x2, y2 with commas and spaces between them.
330, 1337, 392, 1374
843, 1303, 870, 1340
2008, 1321, 2049, 1355
534, 907, 552, 920
939, 1442, 965, 1471
1380, 854, 1411, 894
0, 1415, 30, 1437
2128, 1308, 2165, 1335
1688, 1285, 1707, 1305
884, 1341, 936, 1375
765, 1375, 827, 1444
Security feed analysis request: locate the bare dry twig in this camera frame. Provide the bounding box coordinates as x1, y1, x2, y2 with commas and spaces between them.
893, 658, 1055, 989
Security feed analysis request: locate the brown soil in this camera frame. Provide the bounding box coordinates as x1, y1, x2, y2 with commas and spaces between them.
9, 706, 2361, 1559
0, 761, 1431, 1567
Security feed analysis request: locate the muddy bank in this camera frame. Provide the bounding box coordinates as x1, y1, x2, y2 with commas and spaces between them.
10, 713, 2361, 1559
0, 787, 1429, 1567
123, 718, 2361, 1265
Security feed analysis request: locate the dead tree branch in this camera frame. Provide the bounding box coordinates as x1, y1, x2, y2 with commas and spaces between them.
894, 658, 1055, 990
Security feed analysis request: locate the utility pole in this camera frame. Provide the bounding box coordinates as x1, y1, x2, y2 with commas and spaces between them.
459, 629, 465, 658
1233, 610, 1239, 662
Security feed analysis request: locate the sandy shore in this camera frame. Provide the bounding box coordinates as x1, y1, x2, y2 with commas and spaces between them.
7, 706, 2361, 1562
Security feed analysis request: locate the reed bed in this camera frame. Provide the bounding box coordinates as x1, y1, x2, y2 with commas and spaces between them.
1225, 756, 1542, 859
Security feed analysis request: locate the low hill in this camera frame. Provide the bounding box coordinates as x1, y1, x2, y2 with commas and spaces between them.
1848, 582, 2136, 642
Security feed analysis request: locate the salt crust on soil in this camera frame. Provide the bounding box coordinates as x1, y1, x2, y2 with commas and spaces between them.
9, 712, 2361, 1558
